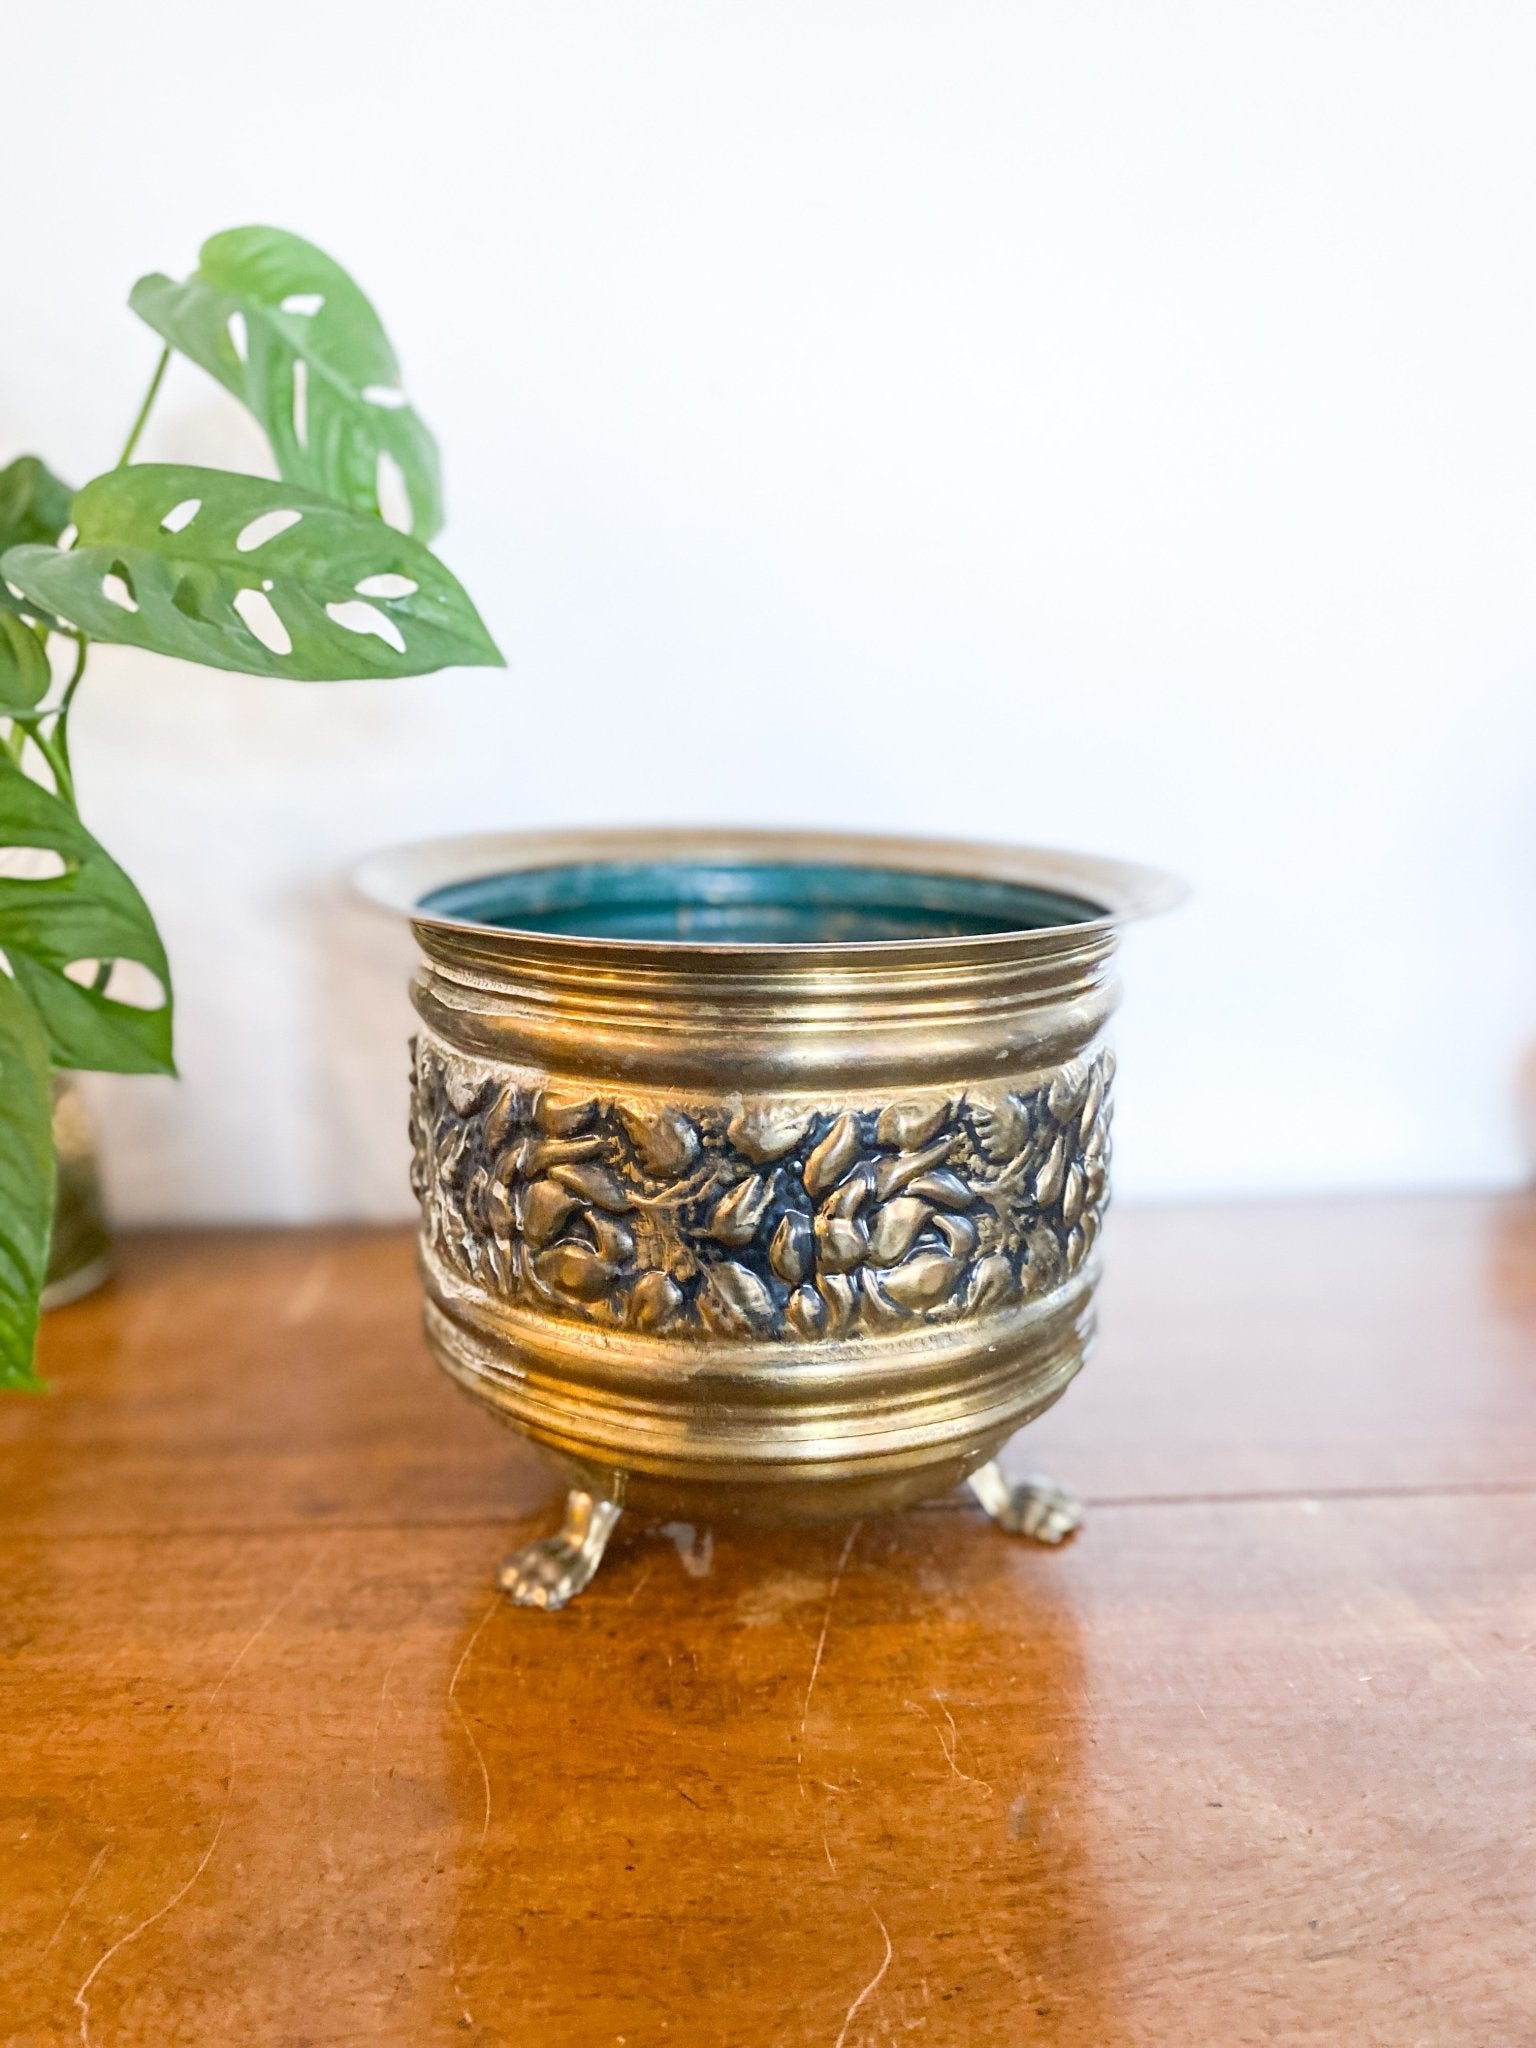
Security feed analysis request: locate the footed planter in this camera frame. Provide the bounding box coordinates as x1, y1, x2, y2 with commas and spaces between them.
360, 829, 1179, 1609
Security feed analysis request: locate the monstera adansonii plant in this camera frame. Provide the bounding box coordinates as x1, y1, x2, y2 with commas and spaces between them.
0, 226, 503, 1386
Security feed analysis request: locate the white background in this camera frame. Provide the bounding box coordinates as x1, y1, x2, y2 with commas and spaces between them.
4, 1, 1534, 1222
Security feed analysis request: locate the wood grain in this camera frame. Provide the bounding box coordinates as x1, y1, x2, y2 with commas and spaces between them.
2, 1197, 1534, 2046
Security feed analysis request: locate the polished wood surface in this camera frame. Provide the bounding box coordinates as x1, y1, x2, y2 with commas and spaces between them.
3, 1196, 1534, 2045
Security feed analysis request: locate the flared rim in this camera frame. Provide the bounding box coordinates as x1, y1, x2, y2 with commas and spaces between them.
352, 824, 1186, 958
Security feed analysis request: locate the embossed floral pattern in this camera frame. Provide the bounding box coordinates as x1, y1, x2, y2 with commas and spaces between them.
409, 1041, 1114, 1341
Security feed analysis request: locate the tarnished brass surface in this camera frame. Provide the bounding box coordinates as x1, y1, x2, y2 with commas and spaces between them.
360, 827, 1178, 1549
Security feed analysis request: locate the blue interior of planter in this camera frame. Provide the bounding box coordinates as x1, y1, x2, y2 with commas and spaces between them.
418, 860, 1103, 943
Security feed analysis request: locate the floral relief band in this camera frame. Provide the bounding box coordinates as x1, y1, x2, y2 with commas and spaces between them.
410, 1039, 1115, 1342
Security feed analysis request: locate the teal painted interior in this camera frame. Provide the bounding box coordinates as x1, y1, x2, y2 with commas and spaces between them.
419, 860, 1103, 943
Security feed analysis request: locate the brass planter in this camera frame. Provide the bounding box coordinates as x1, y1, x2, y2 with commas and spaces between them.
360, 828, 1179, 1607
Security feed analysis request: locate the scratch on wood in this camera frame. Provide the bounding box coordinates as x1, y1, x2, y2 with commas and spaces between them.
797, 1521, 862, 1778
207, 1551, 322, 1705
833, 1907, 892, 2048
73, 1750, 235, 2048
369, 1642, 409, 1802
930, 1690, 968, 1778
921, 1689, 987, 1788
41, 1843, 111, 1959
903, 1695, 985, 1791
449, 1596, 500, 1850
446, 1597, 502, 2037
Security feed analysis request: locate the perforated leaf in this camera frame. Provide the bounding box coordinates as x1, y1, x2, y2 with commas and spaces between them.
130, 226, 444, 541
0, 455, 73, 625
0, 755, 174, 1074
0, 970, 55, 1388
1, 466, 502, 681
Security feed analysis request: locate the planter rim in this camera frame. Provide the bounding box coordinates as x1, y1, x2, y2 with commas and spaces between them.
353, 824, 1185, 961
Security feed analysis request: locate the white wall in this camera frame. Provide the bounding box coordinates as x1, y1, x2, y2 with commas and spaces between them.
4, 1, 1535, 1221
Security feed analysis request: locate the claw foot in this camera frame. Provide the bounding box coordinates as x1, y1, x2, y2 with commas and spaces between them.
968, 1459, 1083, 1545
498, 1489, 622, 1610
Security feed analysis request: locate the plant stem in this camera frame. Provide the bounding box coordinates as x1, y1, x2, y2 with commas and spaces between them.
115, 345, 171, 469
46, 634, 89, 801
19, 348, 163, 815
58, 633, 89, 720
28, 722, 73, 808
51, 343, 171, 790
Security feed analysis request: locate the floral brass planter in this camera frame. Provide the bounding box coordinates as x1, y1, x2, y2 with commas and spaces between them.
360, 828, 1179, 1608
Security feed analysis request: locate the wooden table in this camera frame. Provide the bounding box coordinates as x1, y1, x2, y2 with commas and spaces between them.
3, 1196, 1533, 2047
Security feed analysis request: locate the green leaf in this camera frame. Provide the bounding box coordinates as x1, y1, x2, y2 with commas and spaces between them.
0, 456, 73, 554
0, 754, 174, 1075
0, 456, 74, 626
130, 226, 444, 542
0, 615, 51, 717
1, 467, 502, 681
0, 970, 56, 1389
